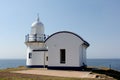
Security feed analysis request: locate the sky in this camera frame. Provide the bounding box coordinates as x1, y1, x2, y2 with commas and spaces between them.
0, 0, 120, 59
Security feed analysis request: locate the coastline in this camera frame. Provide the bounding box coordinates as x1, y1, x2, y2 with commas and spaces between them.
0, 66, 119, 80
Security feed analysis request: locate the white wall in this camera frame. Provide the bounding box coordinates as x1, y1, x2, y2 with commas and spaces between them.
79, 45, 83, 66
82, 45, 87, 65
27, 51, 44, 65
26, 42, 45, 50
26, 42, 48, 66
45, 32, 85, 67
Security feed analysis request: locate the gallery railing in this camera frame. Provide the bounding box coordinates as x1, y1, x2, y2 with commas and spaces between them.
25, 34, 48, 42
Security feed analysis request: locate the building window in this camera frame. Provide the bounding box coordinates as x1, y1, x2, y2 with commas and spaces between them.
60, 49, 66, 64
29, 53, 32, 59
46, 56, 48, 61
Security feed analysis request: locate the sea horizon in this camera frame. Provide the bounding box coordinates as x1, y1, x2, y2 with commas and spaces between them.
0, 59, 120, 71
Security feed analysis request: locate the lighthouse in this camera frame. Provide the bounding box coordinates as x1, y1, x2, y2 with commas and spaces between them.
25, 16, 89, 70
25, 16, 48, 68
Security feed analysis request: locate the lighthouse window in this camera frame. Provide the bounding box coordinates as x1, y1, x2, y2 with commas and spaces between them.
46, 56, 48, 61
29, 53, 32, 59
60, 49, 66, 64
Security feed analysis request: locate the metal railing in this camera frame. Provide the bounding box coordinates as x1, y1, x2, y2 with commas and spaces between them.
25, 34, 48, 42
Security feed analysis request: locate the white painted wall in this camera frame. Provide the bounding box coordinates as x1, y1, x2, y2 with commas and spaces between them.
82, 45, 87, 65
26, 42, 45, 50
79, 45, 83, 66
26, 51, 44, 65
26, 42, 48, 66
45, 32, 86, 67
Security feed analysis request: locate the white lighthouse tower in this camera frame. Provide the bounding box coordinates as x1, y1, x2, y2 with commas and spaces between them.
25, 16, 48, 68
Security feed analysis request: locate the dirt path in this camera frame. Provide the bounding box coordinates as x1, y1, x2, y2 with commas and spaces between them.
12, 68, 97, 78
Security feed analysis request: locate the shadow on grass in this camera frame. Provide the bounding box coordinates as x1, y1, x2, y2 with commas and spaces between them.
85, 67, 120, 79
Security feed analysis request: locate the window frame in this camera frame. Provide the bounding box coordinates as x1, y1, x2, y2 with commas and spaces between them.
46, 56, 48, 61
29, 53, 32, 59
60, 49, 66, 64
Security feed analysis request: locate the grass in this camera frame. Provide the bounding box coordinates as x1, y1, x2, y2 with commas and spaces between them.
0, 66, 118, 80
86, 67, 120, 80
91, 68, 120, 79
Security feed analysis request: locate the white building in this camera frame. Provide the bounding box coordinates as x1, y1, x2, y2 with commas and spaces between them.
25, 17, 48, 68
25, 17, 90, 70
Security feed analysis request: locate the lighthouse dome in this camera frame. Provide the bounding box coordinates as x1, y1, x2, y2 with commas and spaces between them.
31, 17, 44, 35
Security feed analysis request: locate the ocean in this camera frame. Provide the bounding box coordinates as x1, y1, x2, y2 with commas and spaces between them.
0, 59, 120, 71
0, 59, 26, 69
87, 59, 120, 71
